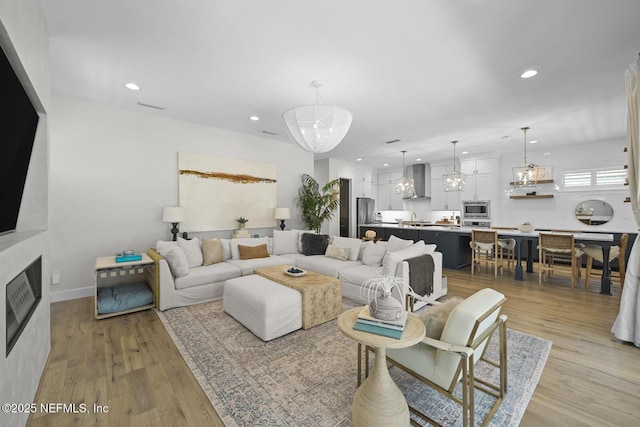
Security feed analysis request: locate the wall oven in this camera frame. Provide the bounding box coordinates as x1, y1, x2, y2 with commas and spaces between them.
461, 200, 490, 219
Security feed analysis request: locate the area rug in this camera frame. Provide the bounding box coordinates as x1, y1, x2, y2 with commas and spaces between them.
157, 300, 551, 426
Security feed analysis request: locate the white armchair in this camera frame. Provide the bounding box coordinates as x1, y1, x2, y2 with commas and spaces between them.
372, 288, 508, 427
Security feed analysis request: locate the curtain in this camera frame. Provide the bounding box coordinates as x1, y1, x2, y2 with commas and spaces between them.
611, 56, 640, 347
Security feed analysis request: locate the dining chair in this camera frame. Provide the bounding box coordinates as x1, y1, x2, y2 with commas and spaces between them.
377, 288, 508, 427
538, 233, 581, 287
583, 233, 628, 289
471, 229, 503, 277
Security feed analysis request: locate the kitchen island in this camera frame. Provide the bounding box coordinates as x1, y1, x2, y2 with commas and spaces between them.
358, 223, 634, 295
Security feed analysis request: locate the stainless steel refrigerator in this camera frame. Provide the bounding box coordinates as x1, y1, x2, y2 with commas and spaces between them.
357, 197, 376, 225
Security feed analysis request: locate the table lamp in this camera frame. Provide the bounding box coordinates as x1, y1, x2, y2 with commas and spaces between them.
274, 207, 291, 231
162, 206, 187, 241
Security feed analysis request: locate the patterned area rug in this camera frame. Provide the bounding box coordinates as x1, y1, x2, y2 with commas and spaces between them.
157, 299, 551, 426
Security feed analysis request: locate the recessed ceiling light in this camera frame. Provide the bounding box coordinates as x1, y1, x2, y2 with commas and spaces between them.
461, 151, 468, 155
356, 158, 362, 161
383, 163, 389, 167
415, 158, 422, 162
249, 115, 260, 121
520, 69, 538, 79
125, 82, 140, 90
544, 152, 551, 156
529, 140, 538, 144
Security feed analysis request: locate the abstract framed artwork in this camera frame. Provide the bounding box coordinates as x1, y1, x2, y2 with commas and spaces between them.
178, 152, 277, 231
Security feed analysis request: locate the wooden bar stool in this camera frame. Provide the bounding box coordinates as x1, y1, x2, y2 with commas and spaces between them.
583, 233, 628, 289
471, 229, 503, 277
538, 233, 581, 287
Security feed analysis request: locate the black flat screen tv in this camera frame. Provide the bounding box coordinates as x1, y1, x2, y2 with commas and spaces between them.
0, 44, 40, 235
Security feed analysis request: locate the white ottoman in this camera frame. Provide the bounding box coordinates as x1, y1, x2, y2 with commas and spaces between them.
223, 275, 302, 341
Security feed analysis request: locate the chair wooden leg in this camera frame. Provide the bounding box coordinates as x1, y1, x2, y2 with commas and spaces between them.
585, 256, 593, 289
620, 257, 626, 289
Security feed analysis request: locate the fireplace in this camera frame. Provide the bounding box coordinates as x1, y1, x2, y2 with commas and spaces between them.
6, 256, 42, 356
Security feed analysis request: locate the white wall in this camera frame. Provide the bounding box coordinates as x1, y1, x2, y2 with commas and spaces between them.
49, 96, 313, 299
494, 138, 633, 232
0, 1, 50, 426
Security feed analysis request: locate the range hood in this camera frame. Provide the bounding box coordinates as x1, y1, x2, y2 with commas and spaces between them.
403, 163, 431, 199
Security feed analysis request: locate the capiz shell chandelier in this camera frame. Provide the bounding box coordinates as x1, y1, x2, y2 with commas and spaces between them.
282, 81, 353, 154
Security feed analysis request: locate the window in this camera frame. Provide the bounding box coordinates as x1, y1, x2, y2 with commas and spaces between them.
562, 167, 626, 191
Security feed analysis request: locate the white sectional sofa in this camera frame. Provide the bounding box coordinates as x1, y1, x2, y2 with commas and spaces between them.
147, 231, 445, 311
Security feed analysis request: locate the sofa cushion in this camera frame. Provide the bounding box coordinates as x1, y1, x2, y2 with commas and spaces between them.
230, 237, 269, 260
159, 245, 190, 278
382, 241, 427, 276
272, 230, 300, 255
220, 238, 232, 261
239, 243, 270, 260
301, 233, 330, 256
295, 255, 362, 278
362, 243, 387, 267
174, 262, 241, 290
178, 237, 203, 267
325, 244, 350, 261
332, 236, 362, 261
202, 238, 223, 265
294, 229, 316, 252
156, 239, 177, 254
386, 235, 414, 252
338, 264, 384, 286
227, 255, 297, 276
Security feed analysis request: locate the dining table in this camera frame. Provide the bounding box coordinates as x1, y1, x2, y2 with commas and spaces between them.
487, 229, 615, 295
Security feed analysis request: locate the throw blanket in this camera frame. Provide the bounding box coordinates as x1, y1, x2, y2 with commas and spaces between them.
407, 254, 434, 296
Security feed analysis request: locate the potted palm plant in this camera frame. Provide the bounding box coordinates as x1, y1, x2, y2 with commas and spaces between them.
296, 174, 340, 233
236, 217, 249, 229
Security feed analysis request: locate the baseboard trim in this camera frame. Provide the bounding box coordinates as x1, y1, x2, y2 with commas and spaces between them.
50, 286, 93, 303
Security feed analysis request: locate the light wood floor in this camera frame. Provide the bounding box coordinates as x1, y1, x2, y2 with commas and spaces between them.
28, 266, 640, 427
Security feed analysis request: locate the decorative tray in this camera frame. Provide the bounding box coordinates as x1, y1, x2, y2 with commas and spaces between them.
284, 267, 307, 277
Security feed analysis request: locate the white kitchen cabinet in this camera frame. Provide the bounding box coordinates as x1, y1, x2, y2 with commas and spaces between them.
431, 163, 460, 210
376, 170, 404, 210
460, 158, 494, 201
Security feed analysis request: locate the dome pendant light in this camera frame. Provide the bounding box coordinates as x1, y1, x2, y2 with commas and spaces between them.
442, 141, 466, 192
282, 81, 353, 154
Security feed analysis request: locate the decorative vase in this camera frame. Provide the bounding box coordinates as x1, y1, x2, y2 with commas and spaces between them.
369, 288, 403, 321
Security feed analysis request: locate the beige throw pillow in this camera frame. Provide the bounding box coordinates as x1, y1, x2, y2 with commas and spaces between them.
325, 244, 350, 261
238, 243, 270, 260
202, 239, 223, 266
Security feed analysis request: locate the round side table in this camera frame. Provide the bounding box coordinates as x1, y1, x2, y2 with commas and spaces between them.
337, 307, 426, 427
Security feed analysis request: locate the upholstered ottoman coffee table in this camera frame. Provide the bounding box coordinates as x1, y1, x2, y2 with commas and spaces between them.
254, 265, 342, 329
223, 275, 302, 341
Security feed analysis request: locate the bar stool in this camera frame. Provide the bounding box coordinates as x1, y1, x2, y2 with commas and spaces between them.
583, 233, 628, 289
538, 233, 581, 287
471, 229, 503, 277
491, 227, 516, 270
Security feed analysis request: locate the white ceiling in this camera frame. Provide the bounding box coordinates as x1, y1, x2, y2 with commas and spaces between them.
39, 0, 640, 169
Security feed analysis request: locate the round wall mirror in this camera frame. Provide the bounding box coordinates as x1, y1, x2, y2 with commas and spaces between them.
575, 200, 613, 226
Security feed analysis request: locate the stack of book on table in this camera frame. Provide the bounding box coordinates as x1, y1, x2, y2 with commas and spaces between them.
353, 305, 408, 339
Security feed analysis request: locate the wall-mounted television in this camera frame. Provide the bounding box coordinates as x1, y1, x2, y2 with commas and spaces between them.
0, 44, 40, 235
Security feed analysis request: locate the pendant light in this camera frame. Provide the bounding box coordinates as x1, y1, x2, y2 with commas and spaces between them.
395, 150, 415, 198
442, 141, 466, 192
282, 80, 353, 154
512, 127, 538, 187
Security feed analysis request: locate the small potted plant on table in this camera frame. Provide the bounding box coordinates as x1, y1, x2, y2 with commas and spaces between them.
236, 217, 249, 229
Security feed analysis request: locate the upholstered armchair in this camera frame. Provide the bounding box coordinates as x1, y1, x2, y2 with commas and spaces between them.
374, 288, 508, 426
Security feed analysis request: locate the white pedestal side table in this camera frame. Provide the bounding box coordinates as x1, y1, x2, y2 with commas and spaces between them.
337, 307, 426, 427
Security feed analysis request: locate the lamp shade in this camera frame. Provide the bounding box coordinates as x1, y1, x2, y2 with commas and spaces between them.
162, 206, 186, 223
282, 104, 353, 153
274, 207, 291, 220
